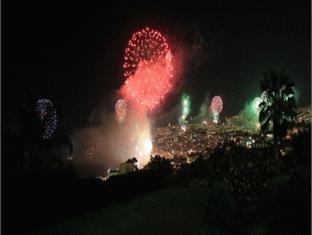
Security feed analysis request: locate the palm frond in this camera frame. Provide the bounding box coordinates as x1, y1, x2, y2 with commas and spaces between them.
259, 68, 297, 138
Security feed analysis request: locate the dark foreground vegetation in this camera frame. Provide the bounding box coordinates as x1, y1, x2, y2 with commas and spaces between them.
5, 128, 311, 235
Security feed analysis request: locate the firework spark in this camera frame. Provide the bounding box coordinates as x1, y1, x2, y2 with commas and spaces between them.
210, 96, 223, 123
36, 98, 57, 139
115, 99, 127, 123
120, 27, 174, 111
179, 93, 191, 129
181, 93, 191, 120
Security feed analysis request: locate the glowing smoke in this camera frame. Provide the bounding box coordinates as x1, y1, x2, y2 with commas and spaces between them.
231, 96, 262, 130
71, 107, 153, 177
193, 92, 211, 123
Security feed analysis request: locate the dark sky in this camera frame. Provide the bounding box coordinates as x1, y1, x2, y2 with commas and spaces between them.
5, 1, 311, 135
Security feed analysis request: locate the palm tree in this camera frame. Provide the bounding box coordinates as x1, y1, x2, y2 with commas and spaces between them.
258, 69, 296, 159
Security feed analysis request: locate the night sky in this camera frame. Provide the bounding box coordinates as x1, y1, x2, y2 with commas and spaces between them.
5, 1, 311, 135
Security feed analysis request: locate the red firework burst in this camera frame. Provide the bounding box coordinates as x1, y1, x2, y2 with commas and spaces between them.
121, 27, 174, 111
211, 96, 223, 114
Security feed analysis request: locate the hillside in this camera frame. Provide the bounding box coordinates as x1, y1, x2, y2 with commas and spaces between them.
31, 186, 213, 235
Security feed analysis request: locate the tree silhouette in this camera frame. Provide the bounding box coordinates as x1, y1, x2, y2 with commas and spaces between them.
145, 155, 173, 176
258, 69, 296, 159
